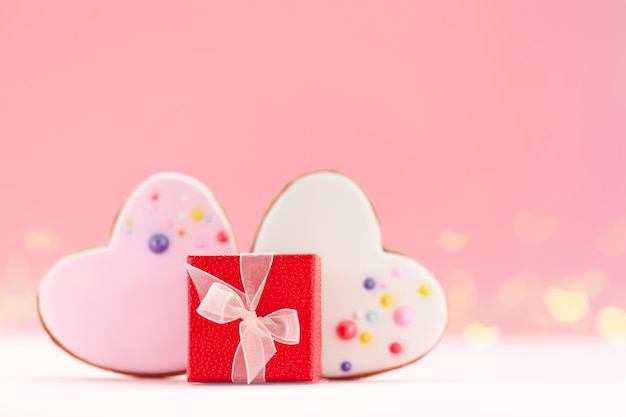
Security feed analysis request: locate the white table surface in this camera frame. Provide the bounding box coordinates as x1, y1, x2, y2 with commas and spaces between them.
1, 331, 624, 417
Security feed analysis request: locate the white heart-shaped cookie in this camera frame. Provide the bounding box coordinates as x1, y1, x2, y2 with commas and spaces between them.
253, 171, 447, 378
38, 173, 238, 376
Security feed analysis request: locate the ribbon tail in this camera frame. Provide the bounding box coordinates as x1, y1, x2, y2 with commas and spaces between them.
232, 320, 277, 384
231, 342, 248, 383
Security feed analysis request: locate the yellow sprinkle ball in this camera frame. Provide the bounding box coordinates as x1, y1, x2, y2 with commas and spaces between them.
191, 208, 204, 221
381, 294, 393, 307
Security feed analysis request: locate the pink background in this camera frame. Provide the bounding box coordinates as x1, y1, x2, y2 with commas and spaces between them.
1, 1, 625, 341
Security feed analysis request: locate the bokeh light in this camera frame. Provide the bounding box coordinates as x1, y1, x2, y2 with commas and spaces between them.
544, 287, 590, 323
596, 307, 626, 348
463, 322, 500, 351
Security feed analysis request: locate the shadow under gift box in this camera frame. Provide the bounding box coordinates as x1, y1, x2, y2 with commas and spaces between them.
187, 254, 322, 383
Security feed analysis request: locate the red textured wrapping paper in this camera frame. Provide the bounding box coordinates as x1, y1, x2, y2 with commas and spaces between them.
187, 254, 322, 383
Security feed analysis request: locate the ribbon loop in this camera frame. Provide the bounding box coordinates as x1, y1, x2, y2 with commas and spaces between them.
259, 310, 300, 345
187, 254, 300, 384
197, 283, 246, 324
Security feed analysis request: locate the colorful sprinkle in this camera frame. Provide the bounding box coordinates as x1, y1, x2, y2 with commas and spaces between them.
365, 311, 378, 323
205, 215, 213, 223
419, 284, 431, 296
336, 320, 357, 340
216, 231, 229, 243
381, 294, 393, 307
353, 310, 366, 321
389, 342, 402, 354
148, 233, 169, 254
178, 229, 186, 237
379, 282, 387, 290
393, 307, 413, 326
341, 361, 352, 372
125, 229, 132, 236
359, 332, 371, 343
363, 277, 376, 290
191, 208, 204, 221
392, 267, 404, 278
125, 219, 133, 227
195, 237, 208, 249
151, 193, 159, 201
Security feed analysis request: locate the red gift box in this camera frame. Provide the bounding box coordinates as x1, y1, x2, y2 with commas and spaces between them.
186, 254, 321, 383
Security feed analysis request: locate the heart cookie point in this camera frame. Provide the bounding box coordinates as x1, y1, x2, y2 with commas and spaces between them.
253, 170, 448, 378
38, 172, 238, 376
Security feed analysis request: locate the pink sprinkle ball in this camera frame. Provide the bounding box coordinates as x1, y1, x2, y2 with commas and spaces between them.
392, 267, 404, 277
393, 306, 413, 326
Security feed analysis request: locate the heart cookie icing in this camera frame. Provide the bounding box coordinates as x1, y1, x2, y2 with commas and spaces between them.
38, 173, 237, 376
252, 171, 447, 378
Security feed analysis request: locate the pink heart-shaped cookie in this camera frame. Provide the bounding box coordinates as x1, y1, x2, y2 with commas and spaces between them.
252, 171, 447, 378
38, 173, 237, 376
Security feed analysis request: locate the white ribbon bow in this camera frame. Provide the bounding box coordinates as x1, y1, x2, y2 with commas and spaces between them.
187, 254, 300, 383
